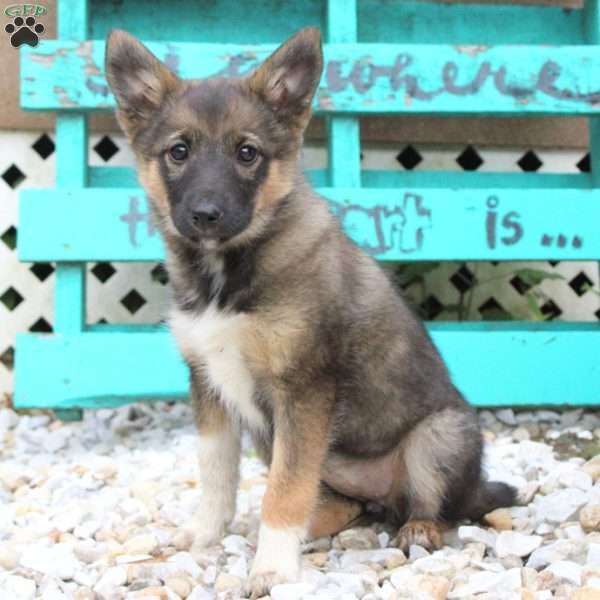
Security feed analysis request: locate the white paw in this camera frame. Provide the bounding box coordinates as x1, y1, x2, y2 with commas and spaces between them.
245, 567, 298, 599
187, 516, 228, 550
246, 524, 302, 597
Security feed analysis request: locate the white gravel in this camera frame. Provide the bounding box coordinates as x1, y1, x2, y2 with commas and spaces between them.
2, 402, 600, 599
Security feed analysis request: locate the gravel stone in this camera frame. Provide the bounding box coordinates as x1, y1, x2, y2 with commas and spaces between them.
271, 582, 315, 600
483, 508, 513, 531
164, 575, 193, 598
4, 403, 600, 599
581, 504, 600, 531
572, 589, 600, 600
214, 572, 242, 592
0, 575, 36, 599
122, 533, 159, 555
544, 559, 583, 585
496, 531, 542, 558
535, 488, 588, 523
337, 527, 379, 550
458, 525, 496, 548
20, 543, 81, 580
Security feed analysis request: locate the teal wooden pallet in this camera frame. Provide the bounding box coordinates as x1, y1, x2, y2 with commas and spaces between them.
15, 0, 600, 413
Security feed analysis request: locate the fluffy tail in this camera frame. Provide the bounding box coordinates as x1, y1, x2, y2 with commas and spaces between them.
465, 480, 517, 522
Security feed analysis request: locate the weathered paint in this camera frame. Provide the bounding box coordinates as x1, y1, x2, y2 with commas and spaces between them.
17, 187, 600, 262
20, 41, 600, 114
14, 322, 600, 409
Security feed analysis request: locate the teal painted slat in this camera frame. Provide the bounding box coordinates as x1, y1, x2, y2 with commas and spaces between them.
584, 0, 600, 46
88, 0, 581, 45
21, 42, 600, 115
91, 0, 324, 44
52, 2, 89, 335
54, 264, 86, 332
429, 322, 600, 407
583, 0, 600, 295
89, 166, 592, 190
357, 1, 583, 45
583, 1, 600, 187
326, 0, 361, 188
15, 330, 189, 408
17, 187, 600, 262
14, 323, 600, 409
56, 115, 88, 188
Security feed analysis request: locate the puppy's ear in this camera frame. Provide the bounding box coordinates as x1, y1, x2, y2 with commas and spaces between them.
247, 27, 323, 128
105, 29, 181, 140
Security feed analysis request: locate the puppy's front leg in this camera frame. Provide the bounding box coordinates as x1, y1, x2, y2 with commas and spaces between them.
189, 372, 241, 550
247, 384, 333, 598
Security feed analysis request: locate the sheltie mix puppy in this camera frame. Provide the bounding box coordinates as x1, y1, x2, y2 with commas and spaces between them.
105, 27, 515, 597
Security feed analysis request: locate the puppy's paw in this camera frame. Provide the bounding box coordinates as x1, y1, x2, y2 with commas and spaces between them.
187, 517, 226, 551
393, 519, 443, 553
246, 523, 302, 597
245, 569, 294, 599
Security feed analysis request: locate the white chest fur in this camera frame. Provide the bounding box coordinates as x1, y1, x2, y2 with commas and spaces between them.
169, 305, 265, 431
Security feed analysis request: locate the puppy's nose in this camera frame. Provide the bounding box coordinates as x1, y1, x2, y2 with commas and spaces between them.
191, 204, 223, 227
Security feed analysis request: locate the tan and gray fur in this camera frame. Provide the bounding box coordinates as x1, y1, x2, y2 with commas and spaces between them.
105, 27, 515, 597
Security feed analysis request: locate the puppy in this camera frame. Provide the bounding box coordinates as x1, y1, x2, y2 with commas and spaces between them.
105, 27, 515, 597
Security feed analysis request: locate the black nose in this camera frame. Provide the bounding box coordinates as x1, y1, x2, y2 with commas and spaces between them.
191, 205, 223, 227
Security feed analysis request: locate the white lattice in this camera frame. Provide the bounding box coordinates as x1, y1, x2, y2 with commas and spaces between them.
1, 129, 599, 398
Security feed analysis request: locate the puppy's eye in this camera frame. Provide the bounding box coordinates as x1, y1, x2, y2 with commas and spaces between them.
237, 144, 258, 165
169, 143, 188, 162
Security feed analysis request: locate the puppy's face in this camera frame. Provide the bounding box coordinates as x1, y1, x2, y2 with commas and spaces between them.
105, 29, 323, 248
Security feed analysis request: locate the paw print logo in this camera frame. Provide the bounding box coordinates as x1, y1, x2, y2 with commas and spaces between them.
5, 16, 44, 48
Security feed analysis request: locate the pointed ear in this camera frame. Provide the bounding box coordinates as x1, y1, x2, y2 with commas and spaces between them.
105, 29, 181, 139
247, 27, 323, 127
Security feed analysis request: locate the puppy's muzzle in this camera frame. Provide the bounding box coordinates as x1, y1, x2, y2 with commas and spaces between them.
191, 203, 223, 229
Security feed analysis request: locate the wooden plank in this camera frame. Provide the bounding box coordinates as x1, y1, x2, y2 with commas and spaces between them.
583, 0, 600, 293
326, 0, 361, 188
87, 0, 582, 45
18, 187, 600, 261
54, 115, 87, 333
14, 323, 600, 409
14, 330, 189, 408
89, 166, 592, 190
21, 42, 600, 115
357, 0, 583, 45
52, 2, 88, 337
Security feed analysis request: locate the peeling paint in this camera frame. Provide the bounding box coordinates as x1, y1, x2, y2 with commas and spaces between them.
76, 41, 102, 77
29, 53, 56, 67
53, 86, 77, 108
455, 45, 490, 57
316, 93, 333, 110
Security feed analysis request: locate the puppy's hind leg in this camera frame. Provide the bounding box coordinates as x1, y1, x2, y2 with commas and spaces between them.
308, 485, 365, 539
391, 407, 481, 552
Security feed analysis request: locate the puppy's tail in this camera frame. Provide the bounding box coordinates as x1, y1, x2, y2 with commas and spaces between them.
464, 480, 517, 522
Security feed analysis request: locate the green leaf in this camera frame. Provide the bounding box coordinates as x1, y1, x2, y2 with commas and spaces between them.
513, 268, 564, 288
394, 261, 440, 287
479, 306, 515, 321
525, 293, 546, 321
441, 303, 461, 313
581, 282, 600, 297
